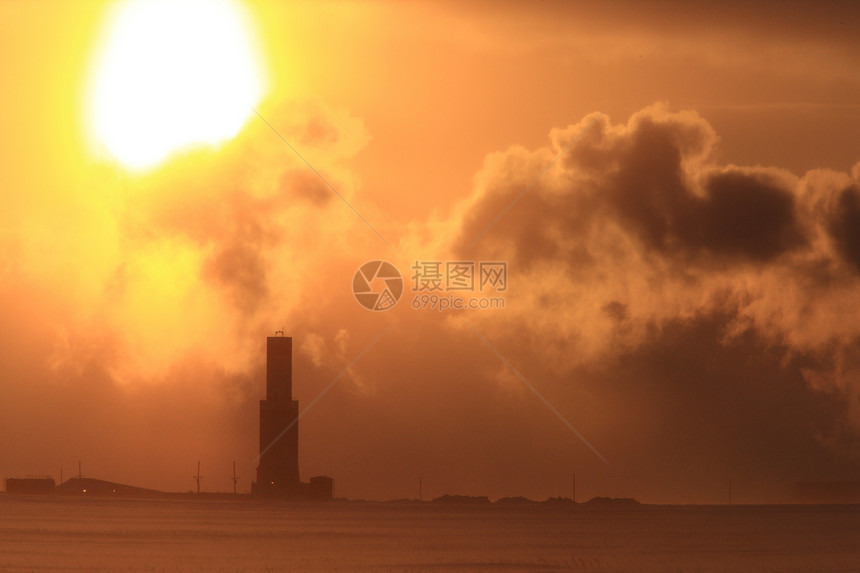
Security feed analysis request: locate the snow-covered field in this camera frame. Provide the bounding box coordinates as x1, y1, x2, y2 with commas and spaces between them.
1, 495, 858, 572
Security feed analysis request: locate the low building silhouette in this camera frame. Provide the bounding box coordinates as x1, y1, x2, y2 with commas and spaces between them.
5, 477, 55, 494
308, 475, 334, 501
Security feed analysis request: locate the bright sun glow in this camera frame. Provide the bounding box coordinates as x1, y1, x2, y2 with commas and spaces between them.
87, 0, 266, 170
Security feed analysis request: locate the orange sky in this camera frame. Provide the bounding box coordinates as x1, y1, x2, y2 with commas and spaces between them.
2, 0, 860, 503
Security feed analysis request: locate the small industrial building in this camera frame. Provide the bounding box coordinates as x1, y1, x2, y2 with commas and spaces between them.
5, 477, 56, 494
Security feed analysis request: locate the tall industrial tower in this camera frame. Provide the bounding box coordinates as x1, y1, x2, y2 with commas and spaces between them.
253, 334, 300, 495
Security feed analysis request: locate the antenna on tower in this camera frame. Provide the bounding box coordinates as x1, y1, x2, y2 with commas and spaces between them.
194, 461, 202, 495
231, 461, 239, 495
275, 328, 284, 337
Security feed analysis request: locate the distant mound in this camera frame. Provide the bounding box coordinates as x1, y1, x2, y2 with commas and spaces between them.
432, 494, 492, 505
57, 477, 162, 497
542, 496, 576, 505
586, 496, 640, 507
495, 496, 537, 505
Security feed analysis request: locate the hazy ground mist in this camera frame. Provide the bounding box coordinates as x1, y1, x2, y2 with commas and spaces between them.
1, 496, 859, 572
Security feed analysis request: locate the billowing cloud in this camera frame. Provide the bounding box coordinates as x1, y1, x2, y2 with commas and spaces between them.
452, 104, 860, 450
456, 106, 810, 265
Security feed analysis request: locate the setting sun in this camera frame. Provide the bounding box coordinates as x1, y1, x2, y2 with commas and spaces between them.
86, 0, 266, 170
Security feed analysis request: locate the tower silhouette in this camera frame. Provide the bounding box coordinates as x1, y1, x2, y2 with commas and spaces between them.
253, 334, 300, 495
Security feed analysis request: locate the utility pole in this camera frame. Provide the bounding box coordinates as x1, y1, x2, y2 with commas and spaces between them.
572, 473, 576, 503
78, 461, 82, 481
60, 468, 63, 486
419, 477, 423, 502
231, 461, 239, 495
728, 478, 732, 505
194, 461, 202, 495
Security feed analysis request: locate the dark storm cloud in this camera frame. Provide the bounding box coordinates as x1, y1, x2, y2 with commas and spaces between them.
828, 184, 860, 273
695, 170, 803, 261
593, 115, 805, 262
456, 108, 805, 266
